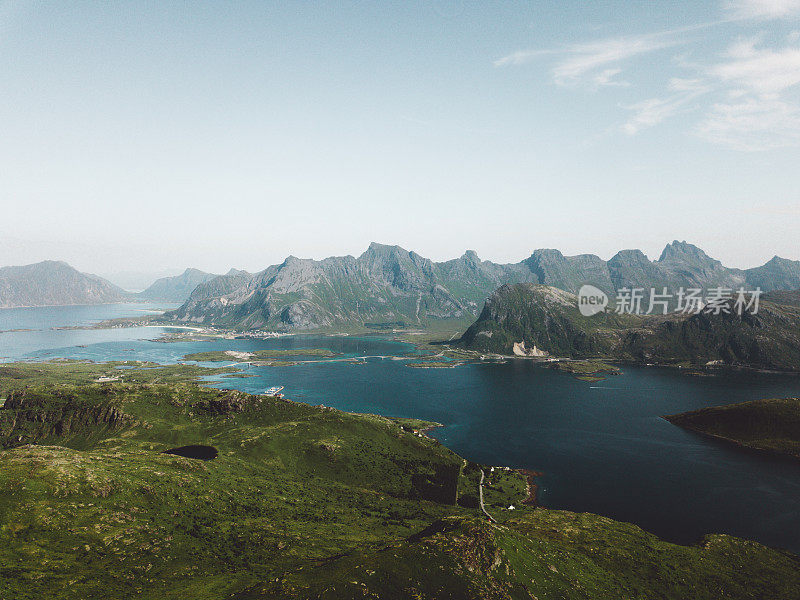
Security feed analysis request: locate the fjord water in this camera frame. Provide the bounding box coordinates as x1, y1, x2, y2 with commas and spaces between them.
2, 305, 799, 553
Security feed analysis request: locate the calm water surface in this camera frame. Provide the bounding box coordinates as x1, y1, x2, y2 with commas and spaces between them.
2, 304, 799, 552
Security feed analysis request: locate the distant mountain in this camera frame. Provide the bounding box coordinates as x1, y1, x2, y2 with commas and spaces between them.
165, 241, 800, 332
137, 268, 218, 302
744, 256, 800, 291
459, 283, 800, 371
0, 261, 129, 308
167, 243, 528, 330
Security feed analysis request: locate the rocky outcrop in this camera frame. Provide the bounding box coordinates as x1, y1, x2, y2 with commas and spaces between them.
0, 388, 132, 447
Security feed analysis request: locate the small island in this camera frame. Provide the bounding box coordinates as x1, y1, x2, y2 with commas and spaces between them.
665, 398, 800, 460
549, 360, 621, 381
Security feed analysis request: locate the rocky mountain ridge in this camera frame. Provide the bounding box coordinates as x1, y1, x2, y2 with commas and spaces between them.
165, 241, 800, 331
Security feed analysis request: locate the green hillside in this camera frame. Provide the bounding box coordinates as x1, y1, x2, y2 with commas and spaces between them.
1, 362, 798, 599
459, 283, 800, 371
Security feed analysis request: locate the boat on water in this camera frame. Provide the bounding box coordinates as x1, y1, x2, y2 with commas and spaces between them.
265, 386, 284, 396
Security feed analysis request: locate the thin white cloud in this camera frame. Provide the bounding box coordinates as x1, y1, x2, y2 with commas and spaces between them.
495, 16, 800, 150
492, 49, 555, 67
710, 38, 800, 93
696, 96, 800, 150
591, 68, 630, 88
622, 79, 709, 135
669, 77, 706, 91
550, 33, 678, 87
494, 21, 722, 89
694, 37, 800, 150
725, 0, 800, 19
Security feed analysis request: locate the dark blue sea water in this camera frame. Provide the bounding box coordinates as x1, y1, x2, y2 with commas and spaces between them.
2, 304, 799, 552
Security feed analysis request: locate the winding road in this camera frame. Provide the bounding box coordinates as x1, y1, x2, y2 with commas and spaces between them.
478, 469, 496, 523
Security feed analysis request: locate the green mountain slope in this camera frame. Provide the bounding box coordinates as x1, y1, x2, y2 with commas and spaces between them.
459, 283, 800, 370
1, 362, 797, 599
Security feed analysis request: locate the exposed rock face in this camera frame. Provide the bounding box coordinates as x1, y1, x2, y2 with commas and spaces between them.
0, 261, 129, 308
608, 249, 671, 290
512, 341, 548, 357
0, 389, 132, 447
165, 241, 800, 332
656, 241, 746, 289
524, 249, 614, 295
198, 390, 255, 415
167, 243, 534, 330
137, 268, 218, 302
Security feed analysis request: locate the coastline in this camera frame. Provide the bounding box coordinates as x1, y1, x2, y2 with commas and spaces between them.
662, 417, 800, 462
518, 469, 544, 506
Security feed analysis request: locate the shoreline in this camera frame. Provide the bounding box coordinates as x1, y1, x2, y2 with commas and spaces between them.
518, 469, 544, 506
662, 417, 800, 462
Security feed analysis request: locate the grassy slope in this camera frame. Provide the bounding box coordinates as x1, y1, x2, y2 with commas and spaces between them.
665, 397, 800, 459
1, 362, 799, 599
262, 513, 800, 600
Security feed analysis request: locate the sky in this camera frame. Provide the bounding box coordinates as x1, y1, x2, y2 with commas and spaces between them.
1, 0, 799, 284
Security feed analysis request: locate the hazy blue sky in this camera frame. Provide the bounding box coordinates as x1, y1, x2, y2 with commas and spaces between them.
1, 0, 799, 279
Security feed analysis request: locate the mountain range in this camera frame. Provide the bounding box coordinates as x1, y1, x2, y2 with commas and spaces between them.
165, 241, 800, 331
2, 242, 799, 317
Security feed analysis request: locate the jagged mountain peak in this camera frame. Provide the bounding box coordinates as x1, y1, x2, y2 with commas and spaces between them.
658, 240, 715, 264
362, 241, 408, 256
529, 248, 565, 261
280, 255, 307, 268
163, 242, 800, 332
455, 250, 483, 268
610, 249, 650, 262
